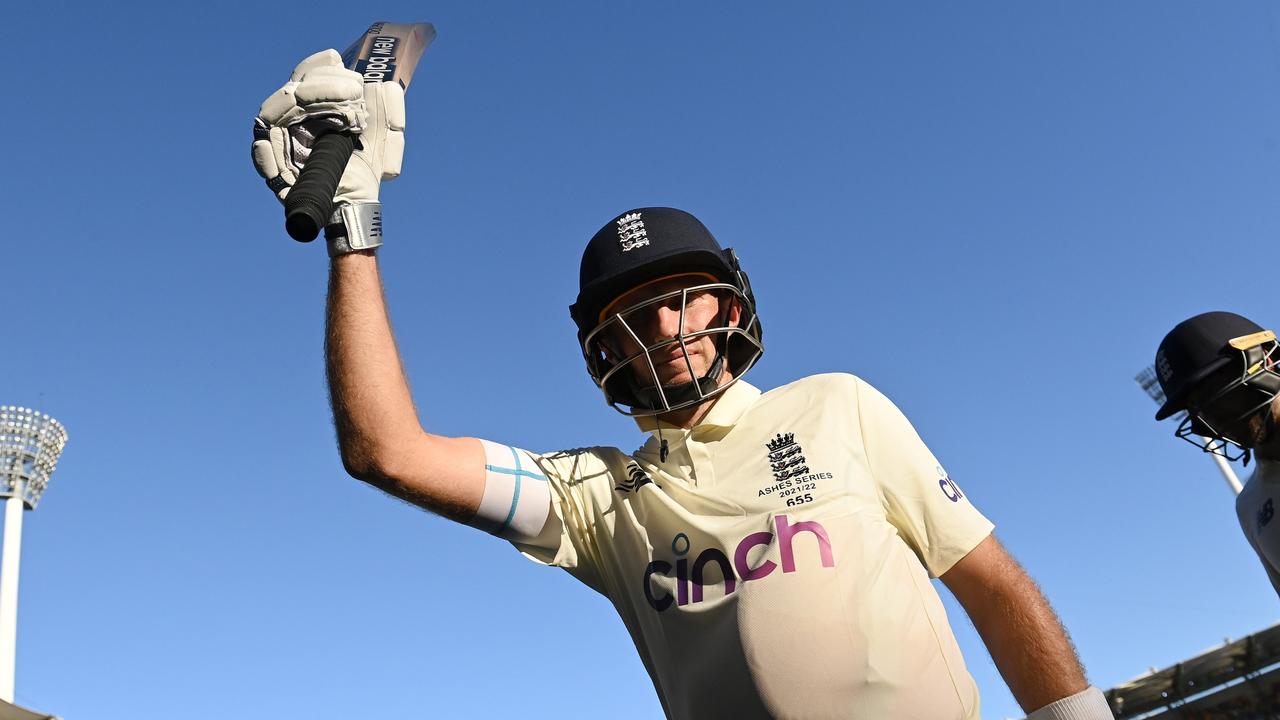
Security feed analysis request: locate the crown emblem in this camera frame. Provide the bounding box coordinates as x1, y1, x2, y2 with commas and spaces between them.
766, 433, 795, 452
1156, 351, 1173, 384
765, 432, 807, 482
617, 212, 649, 252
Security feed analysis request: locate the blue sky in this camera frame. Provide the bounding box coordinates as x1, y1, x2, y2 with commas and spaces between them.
6, 2, 1280, 717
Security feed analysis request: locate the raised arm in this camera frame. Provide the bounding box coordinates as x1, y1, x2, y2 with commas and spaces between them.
251, 50, 490, 523
325, 252, 484, 521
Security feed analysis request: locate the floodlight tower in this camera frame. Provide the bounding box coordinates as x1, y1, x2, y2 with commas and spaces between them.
1135, 367, 1242, 495
0, 407, 66, 703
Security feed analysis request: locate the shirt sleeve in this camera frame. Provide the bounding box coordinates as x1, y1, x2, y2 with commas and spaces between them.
1252, 540, 1280, 599
1235, 491, 1280, 599
855, 379, 994, 577
473, 440, 610, 596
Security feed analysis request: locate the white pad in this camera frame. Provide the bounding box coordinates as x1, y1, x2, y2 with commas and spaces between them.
473, 440, 553, 543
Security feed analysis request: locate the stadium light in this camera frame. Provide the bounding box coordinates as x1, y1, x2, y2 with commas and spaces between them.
1135, 367, 1242, 495
0, 407, 67, 703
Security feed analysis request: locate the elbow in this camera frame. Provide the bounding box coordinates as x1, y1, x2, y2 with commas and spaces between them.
337, 434, 425, 496
341, 452, 412, 500
337, 439, 400, 487
339, 449, 379, 484
332, 414, 428, 486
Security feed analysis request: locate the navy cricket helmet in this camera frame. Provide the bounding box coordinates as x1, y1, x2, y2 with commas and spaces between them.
569, 207, 764, 416
1154, 311, 1280, 461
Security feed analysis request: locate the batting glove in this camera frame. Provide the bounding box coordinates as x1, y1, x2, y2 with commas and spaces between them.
251, 49, 406, 206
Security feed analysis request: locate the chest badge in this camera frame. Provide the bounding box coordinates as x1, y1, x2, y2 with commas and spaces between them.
760, 433, 832, 506
1258, 498, 1274, 533
766, 433, 809, 482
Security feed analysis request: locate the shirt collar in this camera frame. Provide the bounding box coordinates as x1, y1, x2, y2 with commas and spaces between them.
634, 380, 761, 435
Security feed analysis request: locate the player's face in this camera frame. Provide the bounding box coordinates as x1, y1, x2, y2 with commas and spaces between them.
1252, 394, 1280, 448
1187, 366, 1278, 448
601, 275, 741, 388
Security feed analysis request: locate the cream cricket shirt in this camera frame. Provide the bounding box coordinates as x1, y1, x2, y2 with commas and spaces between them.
1235, 458, 1280, 597
496, 373, 993, 719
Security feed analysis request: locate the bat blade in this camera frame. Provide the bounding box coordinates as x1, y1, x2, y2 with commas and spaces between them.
283, 21, 436, 243
340, 22, 436, 90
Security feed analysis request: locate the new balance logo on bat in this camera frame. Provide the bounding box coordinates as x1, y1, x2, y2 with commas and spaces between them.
355, 36, 401, 82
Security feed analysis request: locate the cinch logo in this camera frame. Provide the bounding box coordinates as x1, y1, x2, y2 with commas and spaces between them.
937, 466, 963, 502
641, 514, 835, 612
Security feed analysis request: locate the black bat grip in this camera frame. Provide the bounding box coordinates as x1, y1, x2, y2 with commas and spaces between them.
284, 132, 356, 242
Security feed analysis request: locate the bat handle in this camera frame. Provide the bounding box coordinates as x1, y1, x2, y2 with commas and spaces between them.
284, 132, 356, 242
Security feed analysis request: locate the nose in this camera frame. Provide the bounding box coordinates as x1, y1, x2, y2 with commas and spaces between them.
627, 301, 684, 346
652, 303, 684, 340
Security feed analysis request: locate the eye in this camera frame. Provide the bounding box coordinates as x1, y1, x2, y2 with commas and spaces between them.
683, 290, 717, 310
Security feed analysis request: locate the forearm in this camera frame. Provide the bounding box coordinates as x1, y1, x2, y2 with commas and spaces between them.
968, 574, 1089, 711
943, 537, 1095, 713
325, 252, 423, 478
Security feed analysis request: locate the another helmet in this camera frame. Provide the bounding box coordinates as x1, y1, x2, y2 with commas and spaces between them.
1154, 311, 1280, 462
569, 207, 764, 416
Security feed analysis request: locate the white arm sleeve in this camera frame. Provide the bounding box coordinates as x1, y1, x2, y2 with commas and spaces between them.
469, 440, 556, 546
468, 443, 608, 595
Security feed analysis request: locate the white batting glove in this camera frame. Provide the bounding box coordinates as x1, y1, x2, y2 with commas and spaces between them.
251, 49, 406, 206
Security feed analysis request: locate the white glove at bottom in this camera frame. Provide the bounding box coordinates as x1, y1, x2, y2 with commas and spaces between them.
251, 49, 406, 208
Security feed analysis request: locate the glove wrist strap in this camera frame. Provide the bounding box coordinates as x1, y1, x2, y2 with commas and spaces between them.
325, 202, 383, 257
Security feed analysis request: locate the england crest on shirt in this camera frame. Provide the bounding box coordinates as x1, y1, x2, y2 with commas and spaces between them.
766, 433, 809, 481
759, 432, 832, 506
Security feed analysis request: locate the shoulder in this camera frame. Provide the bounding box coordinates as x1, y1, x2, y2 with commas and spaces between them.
745, 374, 902, 444
762, 372, 905, 420
749, 373, 909, 427
1238, 461, 1279, 520
759, 372, 867, 404
526, 445, 631, 486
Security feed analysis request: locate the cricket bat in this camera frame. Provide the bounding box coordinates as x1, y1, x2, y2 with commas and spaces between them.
284, 22, 437, 242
